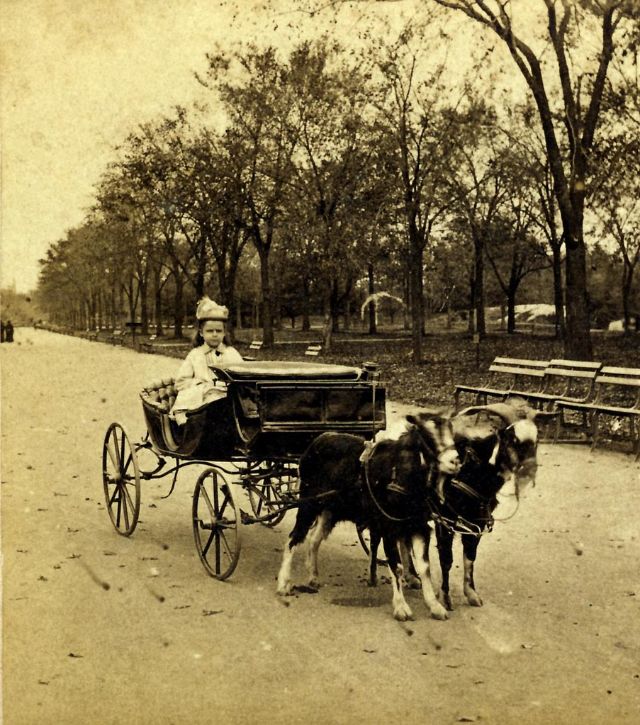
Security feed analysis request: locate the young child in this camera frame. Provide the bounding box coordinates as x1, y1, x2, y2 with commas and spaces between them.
171, 297, 243, 424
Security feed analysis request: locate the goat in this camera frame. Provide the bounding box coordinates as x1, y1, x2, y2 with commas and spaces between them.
276, 411, 461, 621
364, 397, 556, 612
436, 398, 557, 610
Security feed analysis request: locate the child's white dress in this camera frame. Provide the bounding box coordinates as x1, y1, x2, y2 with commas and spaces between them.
171, 342, 243, 423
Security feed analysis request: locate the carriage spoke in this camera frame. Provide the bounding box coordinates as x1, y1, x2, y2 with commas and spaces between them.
202, 529, 216, 558
121, 452, 133, 476
121, 486, 130, 530
106, 442, 119, 474
116, 489, 123, 528
119, 432, 126, 472
218, 530, 234, 561
108, 484, 120, 507
215, 531, 221, 571
218, 488, 230, 518
121, 483, 135, 521
199, 484, 217, 521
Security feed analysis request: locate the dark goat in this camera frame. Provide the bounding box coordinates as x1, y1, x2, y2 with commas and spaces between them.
276, 411, 461, 621
437, 399, 557, 610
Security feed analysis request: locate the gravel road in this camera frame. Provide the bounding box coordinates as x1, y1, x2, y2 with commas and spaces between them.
2, 329, 639, 724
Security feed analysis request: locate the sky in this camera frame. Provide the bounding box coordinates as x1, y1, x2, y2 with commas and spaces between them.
0, 0, 542, 293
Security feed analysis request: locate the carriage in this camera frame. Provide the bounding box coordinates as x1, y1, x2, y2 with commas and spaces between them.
101, 360, 386, 580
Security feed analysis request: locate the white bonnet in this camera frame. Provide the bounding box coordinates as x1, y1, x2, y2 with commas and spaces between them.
196, 296, 229, 321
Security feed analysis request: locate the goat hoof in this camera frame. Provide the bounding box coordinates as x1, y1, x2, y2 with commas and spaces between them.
308, 577, 320, 589
276, 582, 293, 597
465, 588, 483, 607
441, 593, 453, 611
393, 606, 414, 622
430, 603, 449, 620
406, 576, 422, 590
366, 578, 377, 588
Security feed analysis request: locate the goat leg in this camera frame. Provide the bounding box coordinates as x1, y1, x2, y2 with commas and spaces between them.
277, 505, 319, 595
410, 531, 449, 620
436, 524, 455, 611
462, 534, 483, 607
367, 526, 381, 587
384, 536, 413, 621
305, 510, 332, 588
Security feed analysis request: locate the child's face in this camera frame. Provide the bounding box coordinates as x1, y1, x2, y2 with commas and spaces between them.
201, 320, 225, 349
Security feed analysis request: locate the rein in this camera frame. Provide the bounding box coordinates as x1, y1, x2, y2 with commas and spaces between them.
429, 476, 495, 537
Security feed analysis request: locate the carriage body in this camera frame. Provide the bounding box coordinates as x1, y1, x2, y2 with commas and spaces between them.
140, 360, 386, 462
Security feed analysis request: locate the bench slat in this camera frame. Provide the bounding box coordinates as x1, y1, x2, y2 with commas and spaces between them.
596, 376, 640, 387
599, 366, 640, 377
548, 359, 603, 371
488, 365, 546, 377
493, 357, 548, 369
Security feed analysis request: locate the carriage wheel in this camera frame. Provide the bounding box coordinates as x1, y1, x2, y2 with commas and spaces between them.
357, 526, 387, 566
102, 422, 141, 536
192, 467, 242, 580
246, 464, 298, 527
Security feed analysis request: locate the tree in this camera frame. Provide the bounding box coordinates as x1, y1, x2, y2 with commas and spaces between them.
374, 25, 464, 360
200, 46, 302, 347
486, 201, 550, 333
432, 0, 635, 359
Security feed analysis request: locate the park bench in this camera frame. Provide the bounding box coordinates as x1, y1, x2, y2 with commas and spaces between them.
140, 335, 158, 353
243, 339, 263, 362
509, 359, 602, 410
555, 366, 640, 459
305, 344, 323, 357
108, 329, 129, 345
453, 357, 548, 410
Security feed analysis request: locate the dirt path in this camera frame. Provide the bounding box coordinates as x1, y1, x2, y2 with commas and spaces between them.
2, 329, 639, 724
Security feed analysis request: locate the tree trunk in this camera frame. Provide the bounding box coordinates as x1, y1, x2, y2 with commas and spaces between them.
622, 263, 633, 334
551, 244, 565, 340
257, 244, 274, 347
474, 236, 485, 337
322, 311, 333, 352
409, 247, 424, 363
173, 270, 184, 339
195, 235, 207, 299
140, 278, 149, 335
302, 277, 311, 332
564, 235, 593, 359
368, 263, 377, 334
506, 291, 516, 334
153, 266, 164, 337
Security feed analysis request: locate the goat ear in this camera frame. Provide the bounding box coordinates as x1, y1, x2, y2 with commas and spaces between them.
406, 414, 418, 426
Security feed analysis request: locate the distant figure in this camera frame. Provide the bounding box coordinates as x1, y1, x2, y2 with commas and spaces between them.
5, 320, 14, 343
0, 320, 4, 343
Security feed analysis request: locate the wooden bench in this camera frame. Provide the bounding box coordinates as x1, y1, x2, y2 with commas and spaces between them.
555, 366, 640, 459
454, 357, 548, 410
509, 359, 602, 410
305, 344, 322, 357
140, 335, 158, 353
108, 329, 129, 345
243, 339, 263, 362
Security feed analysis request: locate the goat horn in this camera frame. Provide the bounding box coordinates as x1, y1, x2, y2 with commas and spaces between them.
530, 409, 561, 421
455, 402, 520, 426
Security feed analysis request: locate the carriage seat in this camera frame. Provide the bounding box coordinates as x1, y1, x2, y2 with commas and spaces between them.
141, 377, 177, 413
212, 361, 362, 382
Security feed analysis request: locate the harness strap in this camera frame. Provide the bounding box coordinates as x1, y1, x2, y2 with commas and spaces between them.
450, 477, 489, 502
